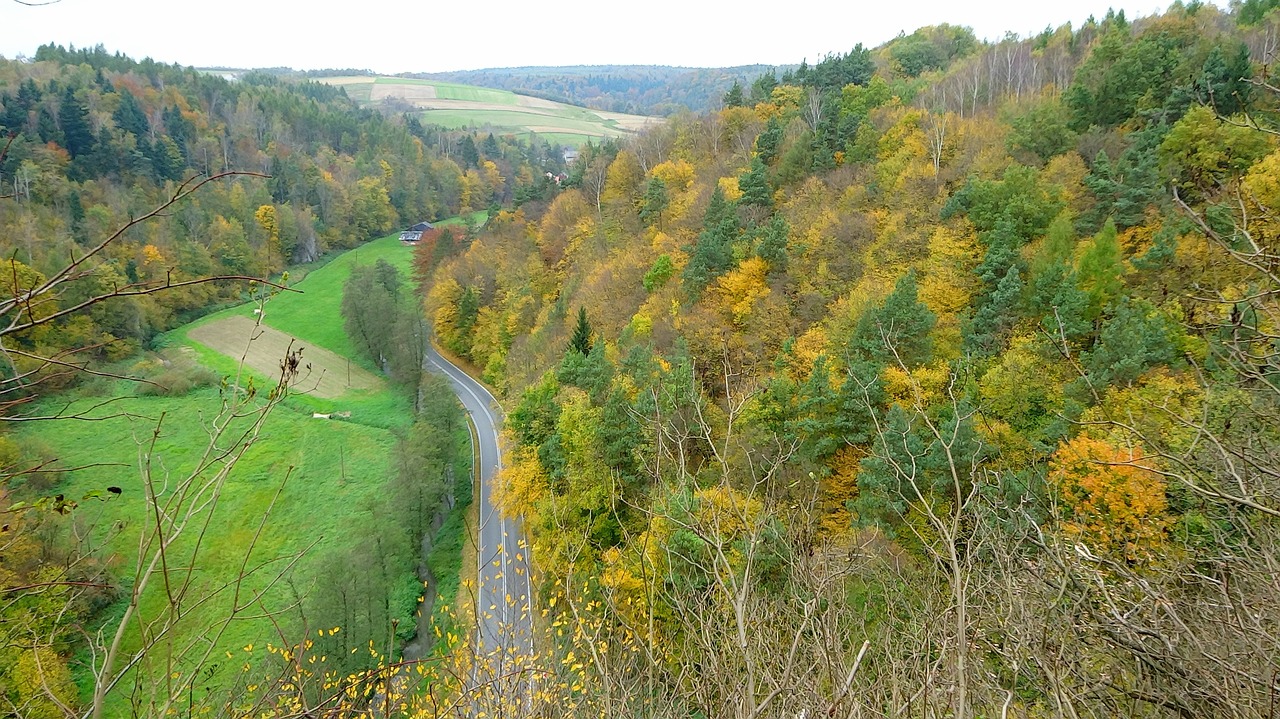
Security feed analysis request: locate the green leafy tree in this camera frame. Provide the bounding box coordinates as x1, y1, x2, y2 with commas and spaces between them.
1077, 219, 1126, 321
1007, 97, 1077, 163
351, 176, 397, 240
643, 254, 674, 292
1159, 104, 1270, 197
943, 164, 1062, 239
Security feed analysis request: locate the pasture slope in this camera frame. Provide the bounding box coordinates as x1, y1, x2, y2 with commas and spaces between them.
319, 75, 660, 145
21, 218, 478, 709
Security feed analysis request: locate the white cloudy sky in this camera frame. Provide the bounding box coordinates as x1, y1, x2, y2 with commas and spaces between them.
0, 0, 1211, 73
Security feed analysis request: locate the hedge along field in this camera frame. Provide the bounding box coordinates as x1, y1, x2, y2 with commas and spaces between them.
22, 220, 479, 709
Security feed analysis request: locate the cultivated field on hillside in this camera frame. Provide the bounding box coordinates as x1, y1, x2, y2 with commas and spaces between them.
187, 315, 383, 398
320, 76, 660, 144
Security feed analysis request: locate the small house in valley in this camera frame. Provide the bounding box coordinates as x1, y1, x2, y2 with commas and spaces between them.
400, 221, 434, 245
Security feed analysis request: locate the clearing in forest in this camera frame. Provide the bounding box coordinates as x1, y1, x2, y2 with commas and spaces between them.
187, 315, 383, 399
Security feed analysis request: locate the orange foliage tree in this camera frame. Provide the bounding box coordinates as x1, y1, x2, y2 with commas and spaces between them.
1050, 435, 1169, 562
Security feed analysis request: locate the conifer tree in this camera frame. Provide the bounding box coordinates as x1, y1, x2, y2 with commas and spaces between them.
59, 85, 94, 159
639, 177, 669, 228
570, 306, 593, 355
722, 80, 745, 108
739, 155, 772, 208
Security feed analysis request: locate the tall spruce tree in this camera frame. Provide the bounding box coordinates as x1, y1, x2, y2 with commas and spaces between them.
570, 306, 593, 355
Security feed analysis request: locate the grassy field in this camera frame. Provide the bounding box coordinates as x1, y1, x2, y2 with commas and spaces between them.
37, 386, 402, 706
19, 220, 479, 709
417, 109, 621, 137
318, 75, 659, 146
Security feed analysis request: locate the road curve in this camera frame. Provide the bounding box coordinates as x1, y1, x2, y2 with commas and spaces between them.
423, 344, 533, 702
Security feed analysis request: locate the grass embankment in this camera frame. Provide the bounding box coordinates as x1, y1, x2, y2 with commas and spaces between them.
21, 220, 481, 709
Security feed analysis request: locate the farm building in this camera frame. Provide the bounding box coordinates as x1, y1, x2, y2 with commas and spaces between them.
400, 221, 434, 244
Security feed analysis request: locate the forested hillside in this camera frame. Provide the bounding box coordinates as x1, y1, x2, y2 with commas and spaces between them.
0, 43, 565, 400
423, 4, 1280, 717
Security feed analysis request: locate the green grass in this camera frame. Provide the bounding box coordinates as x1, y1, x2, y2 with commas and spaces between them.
418, 109, 620, 140
374, 77, 515, 105
36, 387, 400, 710
518, 131, 606, 147
177, 211, 485, 381
316, 75, 653, 146
21, 217, 482, 710
170, 234, 418, 427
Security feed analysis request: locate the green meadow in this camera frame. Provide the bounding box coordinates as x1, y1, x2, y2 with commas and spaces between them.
21, 219, 480, 707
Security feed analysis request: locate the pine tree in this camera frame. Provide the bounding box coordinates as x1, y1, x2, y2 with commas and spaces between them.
639, 176, 669, 228
755, 215, 790, 273
682, 186, 739, 296
112, 90, 149, 138
967, 265, 1024, 355
570, 306, 593, 355
850, 271, 937, 367
756, 115, 783, 164
59, 86, 95, 159
722, 80, 745, 108
739, 155, 772, 208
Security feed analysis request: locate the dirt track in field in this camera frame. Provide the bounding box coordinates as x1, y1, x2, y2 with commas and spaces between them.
187, 315, 383, 399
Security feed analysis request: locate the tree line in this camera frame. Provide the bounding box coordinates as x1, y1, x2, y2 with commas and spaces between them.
294, 258, 468, 690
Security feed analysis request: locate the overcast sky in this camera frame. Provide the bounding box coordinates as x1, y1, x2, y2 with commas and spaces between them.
0, 0, 1215, 74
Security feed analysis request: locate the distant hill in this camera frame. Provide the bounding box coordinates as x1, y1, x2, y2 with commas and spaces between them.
411, 65, 787, 115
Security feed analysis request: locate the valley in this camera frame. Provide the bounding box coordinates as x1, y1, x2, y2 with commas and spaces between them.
5, 4, 1280, 718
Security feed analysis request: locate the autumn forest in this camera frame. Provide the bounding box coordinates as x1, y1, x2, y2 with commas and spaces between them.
5, 1, 1280, 717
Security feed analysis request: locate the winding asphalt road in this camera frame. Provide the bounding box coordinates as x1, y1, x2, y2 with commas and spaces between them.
424, 344, 533, 704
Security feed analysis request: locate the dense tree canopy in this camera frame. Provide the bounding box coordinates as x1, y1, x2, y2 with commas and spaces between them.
420, 4, 1280, 717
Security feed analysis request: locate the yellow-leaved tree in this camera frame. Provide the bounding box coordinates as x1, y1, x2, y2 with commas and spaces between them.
1051, 436, 1169, 562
